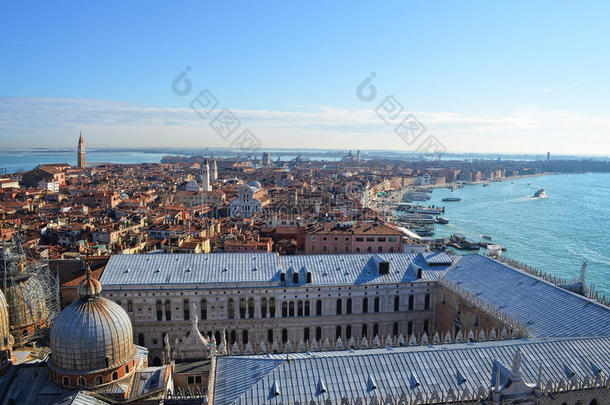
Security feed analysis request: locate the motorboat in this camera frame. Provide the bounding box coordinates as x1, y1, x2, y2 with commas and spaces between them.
533, 188, 547, 198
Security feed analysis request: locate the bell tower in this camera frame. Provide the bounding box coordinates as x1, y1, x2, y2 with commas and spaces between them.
77, 131, 86, 168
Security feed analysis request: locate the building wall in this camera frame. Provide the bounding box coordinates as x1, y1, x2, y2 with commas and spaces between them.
435, 286, 506, 337
305, 234, 403, 254
103, 280, 437, 361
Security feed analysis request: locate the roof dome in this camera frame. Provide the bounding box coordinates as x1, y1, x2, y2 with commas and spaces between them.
249, 180, 262, 189
0, 289, 13, 350
49, 274, 135, 373
6, 274, 50, 340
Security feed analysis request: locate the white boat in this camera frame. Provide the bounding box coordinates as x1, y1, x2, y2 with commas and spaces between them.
533, 188, 547, 198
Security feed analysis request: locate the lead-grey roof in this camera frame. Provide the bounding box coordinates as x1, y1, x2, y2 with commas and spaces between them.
99, 252, 456, 288
442, 254, 610, 338
213, 336, 610, 405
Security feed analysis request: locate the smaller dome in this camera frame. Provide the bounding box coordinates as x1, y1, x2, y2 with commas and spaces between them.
49, 297, 135, 373
249, 180, 262, 189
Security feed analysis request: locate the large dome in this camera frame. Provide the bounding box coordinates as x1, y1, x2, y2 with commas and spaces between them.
0, 289, 12, 350
49, 276, 135, 373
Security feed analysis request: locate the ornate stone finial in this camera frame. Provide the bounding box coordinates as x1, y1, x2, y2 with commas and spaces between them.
78, 247, 102, 299
580, 261, 587, 283
511, 349, 522, 381
536, 364, 542, 388
494, 363, 502, 391
191, 301, 198, 325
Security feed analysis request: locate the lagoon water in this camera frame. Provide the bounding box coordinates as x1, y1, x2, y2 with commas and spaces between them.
429, 173, 610, 296
0, 150, 168, 173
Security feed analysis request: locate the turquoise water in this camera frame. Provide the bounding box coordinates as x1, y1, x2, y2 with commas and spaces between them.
429, 173, 610, 296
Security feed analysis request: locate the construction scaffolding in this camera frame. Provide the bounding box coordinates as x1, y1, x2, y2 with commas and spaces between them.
1, 236, 60, 347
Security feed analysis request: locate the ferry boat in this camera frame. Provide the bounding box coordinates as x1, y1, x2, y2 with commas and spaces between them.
533, 188, 547, 198
442, 197, 461, 202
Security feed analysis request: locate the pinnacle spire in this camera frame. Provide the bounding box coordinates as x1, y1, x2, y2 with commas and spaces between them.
510, 348, 522, 381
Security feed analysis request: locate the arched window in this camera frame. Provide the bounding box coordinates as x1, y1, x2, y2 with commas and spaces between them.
156, 300, 163, 321
362, 324, 368, 338
336, 299, 342, 315
474, 315, 479, 328
269, 298, 276, 318
408, 295, 414, 311
112, 371, 118, 381
63, 376, 70, 386
374, 297, 380, 312
239, 298, 246, 318
228, 298, 235, 319
289, 301, 295, 317
94, 375, 103, 386
248, 298, 255, 318
242, 330, 248, 344
304, 327, 310, 342
394, 296, 400, 311
261, 297, 268, 318
456, 304, 461, 314
164, 300, 171, 321
125, 364, 129, 374
267, 329, 274, 343
282, 301, 288, 317
298, 301, 303, 317
230, 330, 236, 344
336, 325, 342, 340
282, 329, 288, 343
200, 299, 207, 320
304, 300, 310, 316
393, 322, 399, 336
183, 299, 190, 320
316, 299, 322, 316
408, 321, 413, 336
424, 294, 430, 310
316, 327, 322, 340
127, 300, 133, 312
346, 325, 352, 339
346, 298, 352, 314
589, 400, 599, 405
138, 333, 145, 346
362, 297, 368, 313
373, 323, 379, 337
215, 331, 221, 344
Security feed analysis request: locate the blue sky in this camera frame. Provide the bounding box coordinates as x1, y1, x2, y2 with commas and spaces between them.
1, 1, 609, 154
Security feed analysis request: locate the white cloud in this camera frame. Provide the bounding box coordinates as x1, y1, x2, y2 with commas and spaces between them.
0, 97, 609, 155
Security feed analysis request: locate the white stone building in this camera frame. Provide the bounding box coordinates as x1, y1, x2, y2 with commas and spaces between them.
99, 252, 455, 364
229, 185, 262, 218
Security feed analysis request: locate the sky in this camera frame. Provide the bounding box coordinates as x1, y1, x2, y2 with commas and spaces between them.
1, 1, 609, 155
